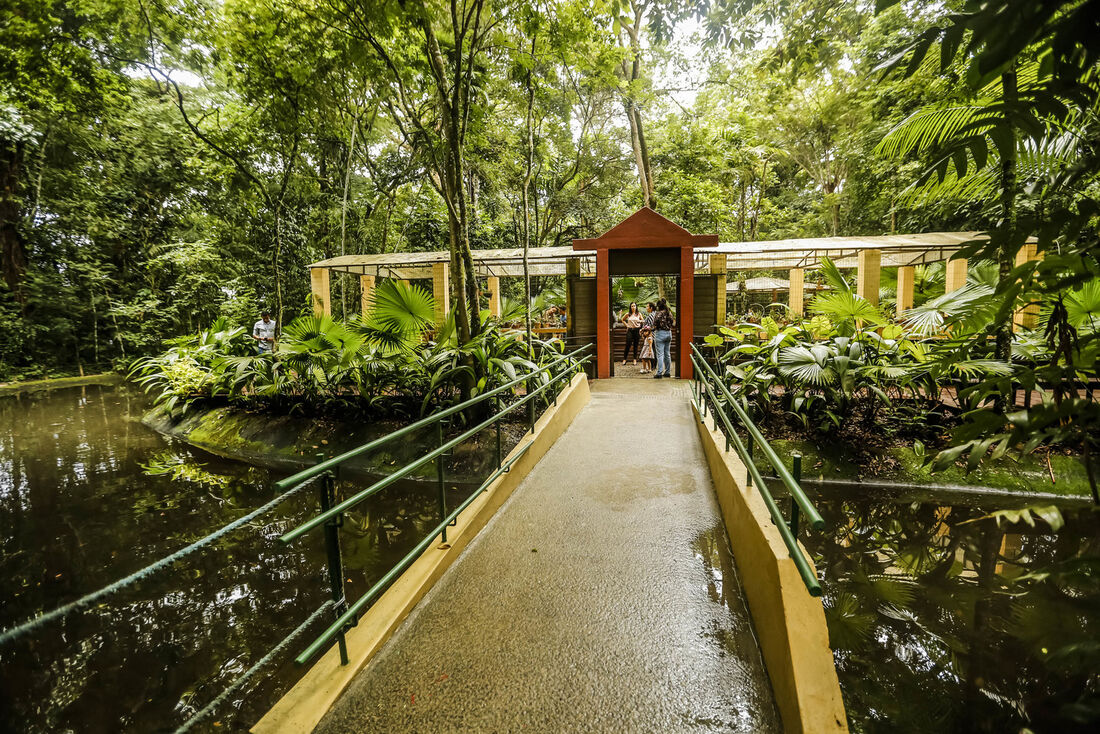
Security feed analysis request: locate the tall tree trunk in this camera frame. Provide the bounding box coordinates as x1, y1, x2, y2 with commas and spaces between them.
1, 142, 27, 306
738, 178, 747, 241
750, 158, 769, 241
521, 41, 536, 357
620, 2, 654, 209
340, 114, 359, 319
994, 68, 1018, 414
633, 106, 654, 206
274, 202, 285, 333
626, 104, 651, 207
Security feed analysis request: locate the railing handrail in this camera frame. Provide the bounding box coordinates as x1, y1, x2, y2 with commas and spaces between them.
272, 344, 592, 493
279, 354, 591, 543
690, 354, 821, 596
284, 347, 591, 665
690, 343, 824, 530
1, 345, 591, 732
0, 473, 319, 646
292, 441, 536, 664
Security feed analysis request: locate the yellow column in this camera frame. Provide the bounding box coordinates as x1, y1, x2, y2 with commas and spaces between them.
896, 266, 915, 314
856, 249, 881, 306
1013, 243, 1042, 330
310, 267, 331, 316
788, 267, 805, 316
432, 261, 450, 324
565, 259, 581, 332
487, 276, 501, 317
709, 253, 727, 326
360, 275, 375, 315
945, 257, 968, 292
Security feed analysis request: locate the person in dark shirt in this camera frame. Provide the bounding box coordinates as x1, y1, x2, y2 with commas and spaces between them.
652, 299, 673, 378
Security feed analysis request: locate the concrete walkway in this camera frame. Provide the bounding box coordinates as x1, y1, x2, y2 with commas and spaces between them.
315, 379, 781, 733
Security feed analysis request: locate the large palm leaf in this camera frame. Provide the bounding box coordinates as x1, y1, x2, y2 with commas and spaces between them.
900, 282, 1000, 336
810, 290, 884, 328
1065, 280, 1100, 332
369, 279, 436, 336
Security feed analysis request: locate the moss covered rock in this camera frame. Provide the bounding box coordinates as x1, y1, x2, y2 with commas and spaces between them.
143, 403, 511, 483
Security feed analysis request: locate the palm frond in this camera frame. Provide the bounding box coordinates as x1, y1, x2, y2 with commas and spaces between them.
369, 279, 436, 335
876, 104, 998, 159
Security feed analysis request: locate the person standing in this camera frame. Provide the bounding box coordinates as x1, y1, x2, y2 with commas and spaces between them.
252, 311, 277, 354
621, 302, 643, 365
643, 302, 656, 329
652, 298, 673, 379
639, 326, 655, 374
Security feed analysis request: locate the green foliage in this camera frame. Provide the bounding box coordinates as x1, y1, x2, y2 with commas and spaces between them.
130, 301, 578, 421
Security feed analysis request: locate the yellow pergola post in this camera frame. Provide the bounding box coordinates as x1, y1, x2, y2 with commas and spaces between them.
565, 258, 581, 332
945, 257, 968, 292
360, 275, 375, 315
709, 253, 727, 326
310, 267, 331, 316
856, 249, 881, 306
1013, 243, 1042, 330
487, 276, 501, 317
788, 267, 805, 316
432, 261, 450, 324
896, 266, 915, 314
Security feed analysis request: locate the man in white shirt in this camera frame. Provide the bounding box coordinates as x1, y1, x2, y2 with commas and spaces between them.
253, 311, 277, 354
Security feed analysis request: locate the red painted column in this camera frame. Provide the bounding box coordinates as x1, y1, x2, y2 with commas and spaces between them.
680, 247, 694, 380
596, 248, 610, 379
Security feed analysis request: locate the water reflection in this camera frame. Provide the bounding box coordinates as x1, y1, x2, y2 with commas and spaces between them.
798, 485, 1100, 733
0, 386, 481, 732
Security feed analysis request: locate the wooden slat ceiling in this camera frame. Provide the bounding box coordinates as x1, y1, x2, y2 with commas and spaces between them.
310, 232, 998, 277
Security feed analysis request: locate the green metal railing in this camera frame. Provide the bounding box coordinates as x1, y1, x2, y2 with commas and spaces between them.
0, 344, 589, 731
277, 344, 593, 666
689, 342, 825, 596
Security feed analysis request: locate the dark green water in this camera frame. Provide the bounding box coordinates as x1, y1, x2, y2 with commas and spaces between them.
800, 484, 1100, 734
0, 385, 471, 733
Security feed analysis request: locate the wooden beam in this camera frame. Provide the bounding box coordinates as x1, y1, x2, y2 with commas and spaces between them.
709, 253, 727, 326
310, 267, 331, 316
596, 249, 610, 379
1013, 243, 1042, 330
432, 262, 450, 325
360, 275, 376, 315
788, 268, 805, 316
680, 247, 694, 379
856, 249, 881, 306
945, 257, 968, 292
487, 276, 501, 317
896, 266, 915, 314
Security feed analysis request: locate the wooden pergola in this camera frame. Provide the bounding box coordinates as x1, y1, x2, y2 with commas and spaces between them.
307, 225, 1041, 367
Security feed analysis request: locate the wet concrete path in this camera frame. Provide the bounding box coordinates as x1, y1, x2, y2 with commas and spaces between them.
314, 379, 782, 733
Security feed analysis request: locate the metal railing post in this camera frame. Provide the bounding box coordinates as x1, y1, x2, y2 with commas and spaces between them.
745, 433, 754, 487
316, 454, 349, 666
436, 422, 447, 543
494, 396, 503, 468
790, 453, 802, 538
526, 375, 536, 433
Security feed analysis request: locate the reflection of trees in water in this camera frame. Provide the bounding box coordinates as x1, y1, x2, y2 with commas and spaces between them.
803, 490, 1100, 733
0, 386, 477, 733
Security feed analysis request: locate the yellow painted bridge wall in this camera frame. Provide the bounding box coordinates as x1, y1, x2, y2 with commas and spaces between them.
692, 402, 849, 734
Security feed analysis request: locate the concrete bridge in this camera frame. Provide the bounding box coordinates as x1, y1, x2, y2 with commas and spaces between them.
256, 376, 847, 734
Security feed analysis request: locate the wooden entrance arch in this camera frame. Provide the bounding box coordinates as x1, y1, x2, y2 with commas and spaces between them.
573, 208, 718, 379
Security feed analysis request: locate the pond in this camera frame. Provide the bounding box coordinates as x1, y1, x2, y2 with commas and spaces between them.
0, 384, 492, 733
798, 483, 1100, 734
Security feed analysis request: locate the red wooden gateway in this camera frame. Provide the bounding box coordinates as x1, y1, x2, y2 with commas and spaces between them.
573, 208, 718, 380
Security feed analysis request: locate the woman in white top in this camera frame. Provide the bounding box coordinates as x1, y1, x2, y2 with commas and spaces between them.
621, 302, 643, 365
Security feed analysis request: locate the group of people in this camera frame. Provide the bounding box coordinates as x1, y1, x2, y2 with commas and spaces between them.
620, 299, 674, 378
